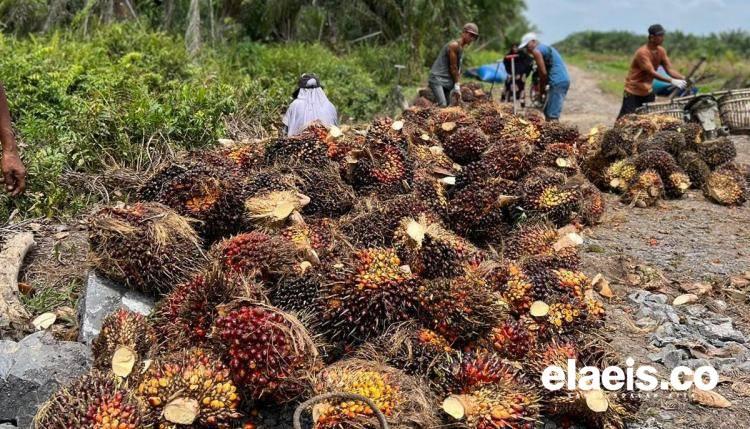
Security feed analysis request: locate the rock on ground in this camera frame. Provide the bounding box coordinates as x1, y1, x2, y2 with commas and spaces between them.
78, 271, 155, 344
0, 331, 91, 429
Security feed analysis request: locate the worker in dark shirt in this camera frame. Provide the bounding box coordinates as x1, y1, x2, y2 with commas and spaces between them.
428, 23, 479, 107
0, 83, 25, 196
503, 44, 533, 106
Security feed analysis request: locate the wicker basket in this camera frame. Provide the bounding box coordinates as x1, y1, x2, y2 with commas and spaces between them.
635, 95, 694, 121
718, 89, 750, 132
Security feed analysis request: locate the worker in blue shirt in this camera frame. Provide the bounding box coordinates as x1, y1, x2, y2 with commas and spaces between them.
519, 32, 571, 121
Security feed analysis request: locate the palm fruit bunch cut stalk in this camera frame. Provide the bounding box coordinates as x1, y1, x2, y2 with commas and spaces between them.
442, 125, 490, 165
416, 269, 506, 345
498, 115, 541, 144
211, 231, 299, 283
697, 136, 737, 168
136, 348, 241, 428
152, 266, 264, 351
371, 323, 457, 388
145, 160, 247, 241
92, 309, 157, 379
457, 140, 539, 186
530, 342, 637, 429
634, 149, 690, 198
622, 169, 664, 207
393, 214, 480, 279
678, 151, 711, 187
88, 202, 204, 296
540, 143, 578, 175
288, 161, 356, 218
212, 302, 319, 403
599, 128, 634, 160
449, 176, 519, 243
703, 164, 748, 206
338, 194, 433, 247
412, 169, 452, 221
34, 370, 145, 429
520, 169, 579, 226
488, 315, 541, 360
538, 121, 580, 147
603, 158, 637, 193
577, 182, 606, 225
312, 358, 440, 429
264, 124, 330, 167
319, 248, 421, 345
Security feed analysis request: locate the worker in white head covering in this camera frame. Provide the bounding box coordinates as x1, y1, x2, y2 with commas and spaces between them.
282, 73, 338, 136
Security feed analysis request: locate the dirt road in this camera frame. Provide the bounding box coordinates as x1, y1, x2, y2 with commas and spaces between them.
563, 64, 621, 131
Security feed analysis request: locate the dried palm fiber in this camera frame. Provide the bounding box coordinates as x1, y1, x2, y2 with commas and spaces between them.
502, 221, 559, 260
338, 194, 434, 248
416, 268, 506, 344
369, 323, 457, 389
265, 123, 330, 167
91, 309, 156, 379
498, 115, 541, 144
530, 342, 638, 429
622, 169, 664, 207
393, 214, 480, 279
281, 161, 356, 218
136, 348, 242, 428
412, 169, 452, 221
211, 231, 300, 283
678, 151, 711, 187
703, 164, 748, 206
152, 265, 264, 351
634, 150, 690, 198
696, 136, 737, 168
520, 169, 579, 226
312, 358, 440, 429
319, 248, 421, 345
442, 125, 490, 164
34, 370, 145, 429
603, 158, 637, 193
456, 139, 539, 187
88, 202, 204, 296
577, 182, 606, 225
488, 314, 541, 359
212, 301, 319, 403
540, 142, 578, 175
538, 121, 580, 147
449, 176, 519, 244
343, 118, 413, 195
599, 128, 634, 160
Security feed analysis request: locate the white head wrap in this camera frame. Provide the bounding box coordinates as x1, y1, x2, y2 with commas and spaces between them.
283, 77, 338, 136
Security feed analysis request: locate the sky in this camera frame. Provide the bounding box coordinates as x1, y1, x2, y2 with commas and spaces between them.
525, 0, 750, 43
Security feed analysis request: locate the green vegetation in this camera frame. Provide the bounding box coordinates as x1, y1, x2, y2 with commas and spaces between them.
559, 31, 750, 98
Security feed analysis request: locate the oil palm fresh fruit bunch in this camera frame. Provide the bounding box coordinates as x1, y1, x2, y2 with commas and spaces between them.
88, 202, 204, 296
319, 248, 421, 345
678, 151, 711, 187
153, 266, 264, 351
697, 137, 737, 168
136, 348, 242, 428
212, 302, 319, 403
634, 150, 690, 198
577, 183, 606, 225
393, 215, 480, 279
498, 115, 541, 145
457, 140, 539, 187
289, 161, 356, 218
538, 121, 580, 147
703, 164, 748, 206
312, 359, 439, 429
540, 143, 578, 175
488, 315, 541, 360
502, 222, 559, 260
412, 170, 452, 221
92, 309, 157, 379
622, 169, 664, 207
442, 125, 490, 165
264, 124, 330, 167
449, 177, 519, 243
211, 231, 299, 283
339, 194, 434, 248
34, 370, 145, 429
269, 270, 323, 314
599, 128, 634, 160
520, 169, 579, 226
603, 158, 637, 193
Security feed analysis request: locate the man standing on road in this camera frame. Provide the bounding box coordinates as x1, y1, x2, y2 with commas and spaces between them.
519, 32, 570, 121
428, 23, 479, 107
617, 24, 687, 118
0, 83, 25, 196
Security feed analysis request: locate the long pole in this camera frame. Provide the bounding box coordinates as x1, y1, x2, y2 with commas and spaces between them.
511, 56, 518, 114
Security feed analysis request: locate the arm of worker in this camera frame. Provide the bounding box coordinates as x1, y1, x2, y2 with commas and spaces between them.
635, 50, 684, 87
531, 49, 548, 94
0, 83, 25, 196
448, 41, 461, 90
661, 50, 685, 80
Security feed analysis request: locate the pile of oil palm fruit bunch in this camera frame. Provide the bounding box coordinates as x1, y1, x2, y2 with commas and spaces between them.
40, 98, 644, 429
580, 114, 749, 207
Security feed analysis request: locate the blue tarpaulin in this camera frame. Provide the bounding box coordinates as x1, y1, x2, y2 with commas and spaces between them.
464, 62, 508, 83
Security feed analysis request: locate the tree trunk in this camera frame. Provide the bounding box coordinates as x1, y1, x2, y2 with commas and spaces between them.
186, 0, 202, 57
0, 232, 35, 333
